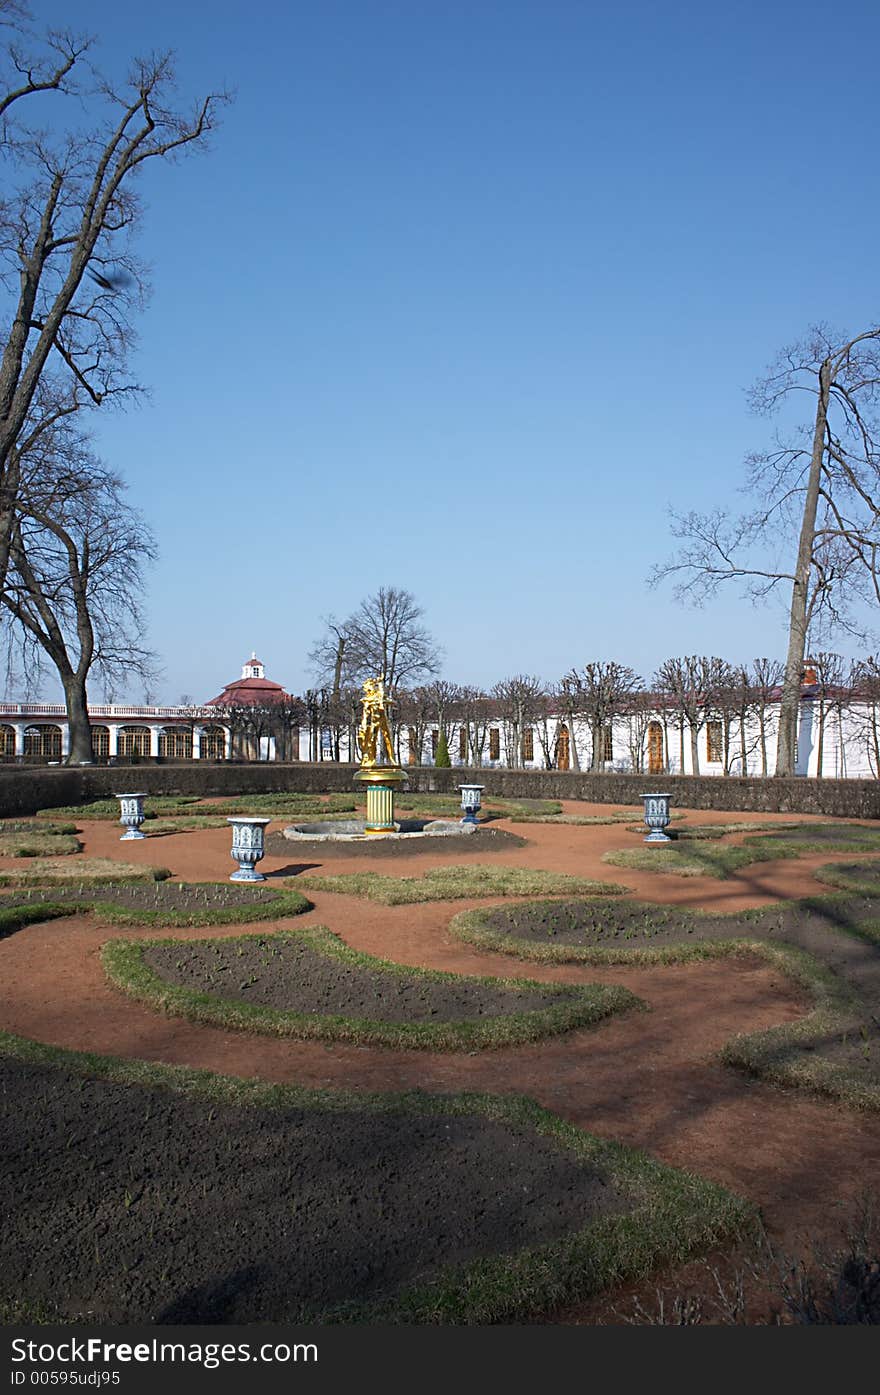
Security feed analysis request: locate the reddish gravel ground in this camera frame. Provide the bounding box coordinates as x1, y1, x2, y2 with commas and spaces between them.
3, 799, 880, 1324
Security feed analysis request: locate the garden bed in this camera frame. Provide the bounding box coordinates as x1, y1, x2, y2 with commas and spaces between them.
451, 895, 880, 1108
0, 1034, 753, 1325
298, 864, 629, 904
0, 858, 171, 887
0, 881, 311, 928
104, 926, 640, 1050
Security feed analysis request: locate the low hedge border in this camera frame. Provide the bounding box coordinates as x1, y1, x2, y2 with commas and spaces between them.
101, 924, 643, 1052
0, 1030, 756, 1324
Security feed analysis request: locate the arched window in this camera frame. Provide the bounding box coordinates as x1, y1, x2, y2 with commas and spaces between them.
159, 727, 192, 760
647, 722, 664, 775
118, 725, 151, 758
200, 726, 226, 761
90, 726, 110, 759
556, 724, 570, 771
23, 724, 62, 760
0, 725, 15, 761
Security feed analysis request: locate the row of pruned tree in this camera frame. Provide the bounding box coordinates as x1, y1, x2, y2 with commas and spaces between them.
297, 655, 856, 774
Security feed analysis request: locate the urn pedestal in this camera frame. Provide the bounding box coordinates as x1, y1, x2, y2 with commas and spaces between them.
640, 792, 673, 843
227, 816, 272, 881
458, 784, 485, 825
355, 766, 407, 835
114, 792, 148, 841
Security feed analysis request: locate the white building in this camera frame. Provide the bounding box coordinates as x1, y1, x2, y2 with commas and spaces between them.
1, 657, 877, 778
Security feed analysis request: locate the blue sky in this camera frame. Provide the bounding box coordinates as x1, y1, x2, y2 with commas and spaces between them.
17, 0, 880, 703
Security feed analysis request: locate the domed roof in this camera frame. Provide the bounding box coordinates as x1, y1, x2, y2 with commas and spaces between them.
205, 654, 293, 708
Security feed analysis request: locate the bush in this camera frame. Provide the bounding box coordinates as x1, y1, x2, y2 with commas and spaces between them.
434, 732, 452, 767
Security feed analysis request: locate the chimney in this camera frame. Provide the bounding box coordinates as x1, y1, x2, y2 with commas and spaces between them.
802, 663, 818, 685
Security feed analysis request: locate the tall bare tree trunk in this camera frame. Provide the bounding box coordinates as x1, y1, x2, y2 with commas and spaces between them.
64, 674, 93, 764
690, 722, 700, 776
776, 359, 831, 776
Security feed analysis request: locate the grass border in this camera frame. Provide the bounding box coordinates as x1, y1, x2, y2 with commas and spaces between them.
0, 883, 311, 928
450, 897, 880, 1111
0, 1028, 755, 1324
0, 860, 172, 888
297, 864, 630, 905
101, 923, 643, 1051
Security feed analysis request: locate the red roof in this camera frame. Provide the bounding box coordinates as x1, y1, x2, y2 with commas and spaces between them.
206, 677, 291, 708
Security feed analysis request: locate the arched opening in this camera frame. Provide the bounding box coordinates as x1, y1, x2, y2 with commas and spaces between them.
118, 725, 151, 759
200, 726, 226, 761
90, 725, 110, 759
556, 723, 570, 771
648, 721, 664, 775
0, 725, 15, 761
159, 727, 192, 760
23, 724, 62, 760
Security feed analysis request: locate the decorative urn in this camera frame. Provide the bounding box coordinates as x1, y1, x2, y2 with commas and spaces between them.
458, 784, 485, 825
114, 792, 148, 841
227, 816, 272, 881
640, 792, 673, 843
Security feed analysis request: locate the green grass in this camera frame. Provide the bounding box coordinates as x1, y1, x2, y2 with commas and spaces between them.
35, 794, 357, 821
141, 816, 230, 833
0, 819, 78, 836
0, 1029, 755, 1324
102, 924, 642, 1051
297, 864, 631, 905
450, 898, 880, 1111
37, 796, 205, 820
202, 794, 357, 816
0, 832, 82, 857
600, 844, 773, 878
0, 858, 171, 887
1, 883, 312, 928
813, 862, 880, 897
0, 902, 79, 940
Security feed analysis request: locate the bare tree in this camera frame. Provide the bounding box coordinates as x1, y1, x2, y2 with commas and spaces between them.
654, 655, 729, 776
750, 657, 784, 776
652, 325, 880, 776
622, 690, 657, 774
851, 656, 880, 778
0, 14, 227, 598
491, 675, 546, 768
2, 432, 157, 763
457, 685, 493, 767
309, 586, 441, 695
394, 686, 433, 766
807, 652, 847, 778
557, 673, 582, 771
562, 662, 642, 772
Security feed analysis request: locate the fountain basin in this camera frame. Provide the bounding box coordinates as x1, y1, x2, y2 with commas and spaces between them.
283, 818, 477, 843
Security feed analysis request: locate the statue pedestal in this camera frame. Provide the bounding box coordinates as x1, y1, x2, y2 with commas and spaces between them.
355, 766, 407, 835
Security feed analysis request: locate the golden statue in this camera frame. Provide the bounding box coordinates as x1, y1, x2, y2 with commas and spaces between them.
358, 677, 396, 768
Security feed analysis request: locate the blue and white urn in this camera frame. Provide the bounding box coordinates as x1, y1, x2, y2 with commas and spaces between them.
458, 783, 485, 825
227, 816, 272, 881
114, 792, 148, 841
640, 792, 672, 843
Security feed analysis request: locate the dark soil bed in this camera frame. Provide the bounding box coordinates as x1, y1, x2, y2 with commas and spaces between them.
456, 896, 880, 1098
0, 881, 310, 927
144, 933, 586, 1022
0, 1054, 631, 1324
264, 825, 525, 859
0, 881, 284, 913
